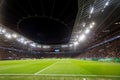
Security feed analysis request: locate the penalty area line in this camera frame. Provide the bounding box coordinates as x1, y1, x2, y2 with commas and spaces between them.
34, 61, 59, 75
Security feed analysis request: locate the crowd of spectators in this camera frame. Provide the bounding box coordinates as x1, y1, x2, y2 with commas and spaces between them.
79, 38, 120, 58
0, 33, 120, 60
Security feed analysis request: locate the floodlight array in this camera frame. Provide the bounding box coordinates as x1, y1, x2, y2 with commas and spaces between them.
70, 0, 111, 47
0, 0, 112, 49
0, 25, 50, 49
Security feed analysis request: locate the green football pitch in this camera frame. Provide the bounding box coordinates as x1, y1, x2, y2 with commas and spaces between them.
0, 59, 120, 80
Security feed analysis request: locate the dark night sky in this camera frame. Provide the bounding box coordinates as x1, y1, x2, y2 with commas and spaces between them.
0, 0, 78, 45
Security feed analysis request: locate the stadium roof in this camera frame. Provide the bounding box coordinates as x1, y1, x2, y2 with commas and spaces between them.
0, 0, 120, 52
0, 0, 78, 45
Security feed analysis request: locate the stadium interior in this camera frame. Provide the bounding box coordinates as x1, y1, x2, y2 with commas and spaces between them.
0, 0, 120, 80
0, 0, 119, 60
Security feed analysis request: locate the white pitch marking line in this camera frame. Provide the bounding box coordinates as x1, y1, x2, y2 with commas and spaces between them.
34, 61, 59, 75
83, 78, 86, 80
0, 74, 120, 78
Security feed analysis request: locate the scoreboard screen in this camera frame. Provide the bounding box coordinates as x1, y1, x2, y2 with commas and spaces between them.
54, 48, 60, 52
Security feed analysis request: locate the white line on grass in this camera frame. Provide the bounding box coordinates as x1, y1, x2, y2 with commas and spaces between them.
34, 61, 59, 75
0, 74, 120, 78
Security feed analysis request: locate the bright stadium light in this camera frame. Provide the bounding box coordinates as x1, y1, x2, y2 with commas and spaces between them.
23, 41, 28, 45
85, 28, 90, 34
90, 22, 95, 28
74, 41, 79, 46
79, 34, 86, 41
30, 43, 36, 47
19, 39, 31, 45
104, 0, 110, 8
92, 22, 95, 25
12, 33, 18, 38
90, 7, 94, 14
69, 44, 73, 47
5, 33, 12, 39
83, 22, 86, 27
105, 1, 109, 6
17, 37, 25, 43
90, 25, 93, 28
1, 29, 6, 33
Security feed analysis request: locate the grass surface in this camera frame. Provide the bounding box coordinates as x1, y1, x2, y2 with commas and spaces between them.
0, 58, 120, 80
